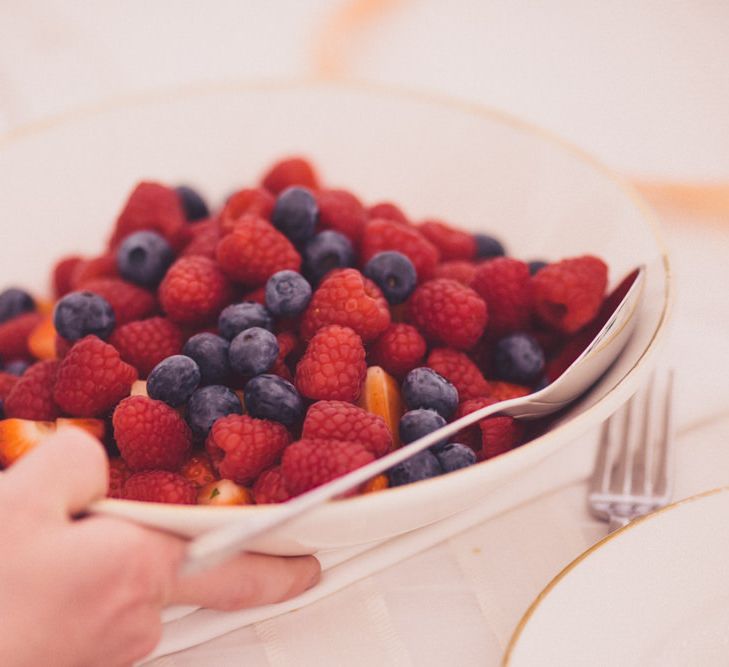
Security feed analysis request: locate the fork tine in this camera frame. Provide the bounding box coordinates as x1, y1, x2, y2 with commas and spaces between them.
653, 370, 674, 497
631, 374, 655, 496
589, 419, 613, 494
608, 395, 634, 494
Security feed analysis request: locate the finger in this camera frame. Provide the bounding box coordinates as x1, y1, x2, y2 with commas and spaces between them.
2, 426, 108, 519
169, 553, 321, 611
72, 515, 186, 606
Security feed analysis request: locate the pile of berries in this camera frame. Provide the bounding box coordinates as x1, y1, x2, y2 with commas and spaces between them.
0, 156, 610, 505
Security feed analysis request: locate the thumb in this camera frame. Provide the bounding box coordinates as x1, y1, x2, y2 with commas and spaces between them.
2, 425, 108, 519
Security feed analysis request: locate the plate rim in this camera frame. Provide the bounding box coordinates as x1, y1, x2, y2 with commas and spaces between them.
502, 485, 729, 665
0, 76, 673, 515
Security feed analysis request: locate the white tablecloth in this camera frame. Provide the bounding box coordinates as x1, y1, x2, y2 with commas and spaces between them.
1, 3, 728, 665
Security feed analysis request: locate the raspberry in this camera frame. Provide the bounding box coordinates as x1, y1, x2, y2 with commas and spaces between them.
52, 255, 83, 298
241, 286, 267, 305
4, 360, 60, 420
418, 220, 476, 261
216, 216, 301, 286
0, 313, 42, 362
253, 466, 291, 504
220, 188, 275, 234
122, 471, 197, 505
316, 189, 367, 244
408, 279, 487, 350
434, 260, 477, 287
109, 181, 186, 249
531, 255, 608, 333
261, 157, 319, 195
455, 397, 522, 459
181, 218, 221, 259
180, 451, 217, 487
107, 458, 130, 499
205, 414, 291, 484
300, 268, 391, 342
79, 278, 157, 326
480, 413, 523, 460
159, 256, 232, 326
295, 325, 366, 402
113, 395, 192, 471
270, 331, 299, 381
0, 372, 18, 401
472, 257, 532, 336
369, 323, 426, 379
302, 400, 392, 457
109, 317, 183, 378
361, 219, 440, 282
54, 336, 137, 417
281, 438, 374, 496
70, 254, 119, 290
488, 381, 531, 401
367, 202, 409, 225
426, 348, 490, 401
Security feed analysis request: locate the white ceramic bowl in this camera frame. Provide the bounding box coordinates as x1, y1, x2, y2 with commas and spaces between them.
0, 80, 671, 556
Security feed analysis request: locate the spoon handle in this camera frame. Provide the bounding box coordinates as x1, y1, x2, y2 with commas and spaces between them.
182, 398, 514, 574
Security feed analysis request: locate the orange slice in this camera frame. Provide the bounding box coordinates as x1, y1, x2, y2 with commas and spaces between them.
358, 365, 403, 447
28, 315, 58, 360
362, 474, 389, 494
0, 419, 56, 467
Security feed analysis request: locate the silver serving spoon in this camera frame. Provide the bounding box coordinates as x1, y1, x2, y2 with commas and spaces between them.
183, 266, 645, 575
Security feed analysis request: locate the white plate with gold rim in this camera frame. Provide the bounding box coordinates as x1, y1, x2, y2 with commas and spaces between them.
504, 487, 729, 666
0, 79, 671, 555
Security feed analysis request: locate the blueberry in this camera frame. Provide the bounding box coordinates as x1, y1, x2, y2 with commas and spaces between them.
271, 186, 318, 246
528, 260, 548, 275
244, 374, 304, 427
176, 185, 210, 221
494, 333, 545, 384
186, 385, 243, 438
302, 231, 354, 284
117, 231, 174, 288
265, 270, 312, 317
218, 302, 273, 340
402, 367, 459, 419
399, 409, 447, 451
182, 333, 230, 385
388, 450, 442, 487
3, 359, 30, 376
436, 442, 477, 473
147, 355, 201, 407
0, 399, 4, 420
474, 234, 505, 260
0, 288, 36, 324
229, 327, 279, 377
53, 291, 115, 341
363, 251, 417, 305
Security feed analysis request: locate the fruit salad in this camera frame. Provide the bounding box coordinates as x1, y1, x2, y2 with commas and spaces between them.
0, 156, 610, 506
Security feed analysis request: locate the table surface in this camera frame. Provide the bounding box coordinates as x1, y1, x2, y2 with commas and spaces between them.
1, 3, 728, 665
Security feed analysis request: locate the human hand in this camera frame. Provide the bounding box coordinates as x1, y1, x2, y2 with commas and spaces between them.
0, 427, 320, 667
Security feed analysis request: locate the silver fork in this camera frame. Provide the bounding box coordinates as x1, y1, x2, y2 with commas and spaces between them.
589, 370, 674, 532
